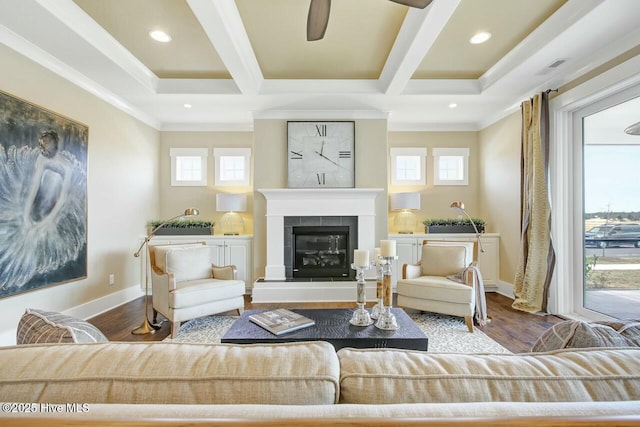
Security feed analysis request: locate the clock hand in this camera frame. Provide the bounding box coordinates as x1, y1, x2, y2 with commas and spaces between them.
313, 150, 349, 171
320, 141, 325, 156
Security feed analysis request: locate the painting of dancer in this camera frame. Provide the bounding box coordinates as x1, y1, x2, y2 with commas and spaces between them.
0, 90, 87, 298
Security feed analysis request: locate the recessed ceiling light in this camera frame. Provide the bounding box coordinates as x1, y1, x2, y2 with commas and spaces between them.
449, 102, 458, 109
469, 31, 491, 45
149, 30, 172, 43
183, 103, 192, 109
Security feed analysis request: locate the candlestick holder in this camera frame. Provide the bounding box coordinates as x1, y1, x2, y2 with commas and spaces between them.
375, 256, 399, 330
370, 261, 383, 320
350, 263, 373, 327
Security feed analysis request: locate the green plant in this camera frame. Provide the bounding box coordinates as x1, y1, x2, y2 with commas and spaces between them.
148, 219, 215, 229
422, 217, 486, 232
584, 254, 598, 280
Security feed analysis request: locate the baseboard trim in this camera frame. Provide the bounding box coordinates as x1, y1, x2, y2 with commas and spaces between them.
63, 286, 143, 320
497, 281, 515, 299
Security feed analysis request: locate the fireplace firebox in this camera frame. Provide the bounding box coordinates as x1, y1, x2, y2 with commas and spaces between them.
292, 226, 350, 278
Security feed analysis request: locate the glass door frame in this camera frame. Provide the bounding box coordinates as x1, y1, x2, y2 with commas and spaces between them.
549, 55, 640, 320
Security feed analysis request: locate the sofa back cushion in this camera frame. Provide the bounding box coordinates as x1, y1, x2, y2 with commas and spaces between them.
338, 347, 640, 404
0, 341, 339, 405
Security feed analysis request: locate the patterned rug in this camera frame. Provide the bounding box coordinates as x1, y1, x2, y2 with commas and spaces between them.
164, 311, 511, 353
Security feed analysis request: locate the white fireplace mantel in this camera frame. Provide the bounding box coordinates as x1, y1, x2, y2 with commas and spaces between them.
258, 188, 383, 282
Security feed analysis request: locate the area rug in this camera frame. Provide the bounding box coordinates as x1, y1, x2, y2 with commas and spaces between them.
164, 312, 511, 353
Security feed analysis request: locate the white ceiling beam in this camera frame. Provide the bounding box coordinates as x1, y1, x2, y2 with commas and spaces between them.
479, 0, 605, 94
379, 0, 461, 96
187, 0, 263, 96
403, 79, 479, 95
156, 79, 240, 95
34, 0, 158, 93
260, 80, 381, 94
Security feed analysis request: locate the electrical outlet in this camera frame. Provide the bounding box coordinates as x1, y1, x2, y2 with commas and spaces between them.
108, 274, 115, 285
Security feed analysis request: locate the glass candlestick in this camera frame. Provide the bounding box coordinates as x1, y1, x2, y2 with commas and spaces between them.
350, 263, 373, 327
375, 256, 399, 330
370, 261, 383, 320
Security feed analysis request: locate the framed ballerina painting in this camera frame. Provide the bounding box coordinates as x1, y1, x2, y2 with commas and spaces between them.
0, 90, 88, 298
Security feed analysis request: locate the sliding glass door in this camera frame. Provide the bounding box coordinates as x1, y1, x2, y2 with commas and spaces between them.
580, 93, 640, 320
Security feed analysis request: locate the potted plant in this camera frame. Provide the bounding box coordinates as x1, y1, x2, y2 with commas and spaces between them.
148, 219, 215, 236
422, 217, 486, 234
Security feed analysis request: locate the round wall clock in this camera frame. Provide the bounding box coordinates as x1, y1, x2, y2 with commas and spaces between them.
287, 121, 355, 188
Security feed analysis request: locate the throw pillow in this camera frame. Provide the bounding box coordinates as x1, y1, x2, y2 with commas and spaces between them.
531, 319, 640, 352
16, 308, 108, 345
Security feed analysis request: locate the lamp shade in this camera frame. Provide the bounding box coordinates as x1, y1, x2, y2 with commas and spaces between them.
216, 193, 247, 212
390, 192, 420, 211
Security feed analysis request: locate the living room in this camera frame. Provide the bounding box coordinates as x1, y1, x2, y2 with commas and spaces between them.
0, 0, 639, 347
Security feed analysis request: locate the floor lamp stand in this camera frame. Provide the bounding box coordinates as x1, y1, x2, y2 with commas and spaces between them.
131, 245, 160, 335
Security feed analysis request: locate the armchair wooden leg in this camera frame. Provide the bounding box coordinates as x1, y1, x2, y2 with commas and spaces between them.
237, 308, 244, 316
465, 316, 474, 333
171, 321, 181, 339
152, 309, 158, 324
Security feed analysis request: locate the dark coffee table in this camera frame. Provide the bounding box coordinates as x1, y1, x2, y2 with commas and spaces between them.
221, 308, 428, 351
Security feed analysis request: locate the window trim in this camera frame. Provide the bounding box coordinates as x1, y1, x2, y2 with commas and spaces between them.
433, 147, 469, 186
170, 147, 208, 187
390, 147, 427, 186
214, 148, 251, 187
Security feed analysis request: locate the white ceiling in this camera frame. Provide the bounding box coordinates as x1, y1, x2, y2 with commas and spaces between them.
1, 0, 639, 131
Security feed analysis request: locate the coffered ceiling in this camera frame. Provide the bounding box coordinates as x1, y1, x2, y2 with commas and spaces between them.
1, 0, 639, 131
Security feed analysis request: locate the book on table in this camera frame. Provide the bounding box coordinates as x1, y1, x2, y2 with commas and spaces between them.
248, 309, 315, 335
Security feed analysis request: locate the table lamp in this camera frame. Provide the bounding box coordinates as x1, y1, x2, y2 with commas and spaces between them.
391, 192, 420, 234
216, 193, 247, 235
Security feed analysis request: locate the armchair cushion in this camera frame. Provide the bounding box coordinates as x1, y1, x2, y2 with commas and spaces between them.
165, 246, 212, 283
398, 277, 474, 304
171, 279, 245, 309
420, 245, 468, 277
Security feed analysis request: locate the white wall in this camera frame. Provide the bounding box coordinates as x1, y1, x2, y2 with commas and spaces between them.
0, 45, 160, 345
388, 131, 480, 233
478, 112, 522, 287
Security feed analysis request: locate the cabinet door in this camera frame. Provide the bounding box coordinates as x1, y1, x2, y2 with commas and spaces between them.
226, 241, 250, 287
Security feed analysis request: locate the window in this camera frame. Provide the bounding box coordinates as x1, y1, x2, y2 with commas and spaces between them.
170, 148, 208, 186
433, 147, 469, 186
390, 147, 426, 186
214, 148, 251, 187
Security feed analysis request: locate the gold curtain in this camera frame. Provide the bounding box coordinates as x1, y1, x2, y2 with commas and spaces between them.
513, 92, 556, 313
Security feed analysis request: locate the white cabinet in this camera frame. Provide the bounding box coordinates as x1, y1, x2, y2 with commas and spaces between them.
140, 235, 253, 293
389, 233, 500, 289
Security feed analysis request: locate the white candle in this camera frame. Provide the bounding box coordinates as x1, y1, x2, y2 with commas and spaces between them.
354, 249, 369, 267
380, 240, 396, 257
373, 247, 381, 264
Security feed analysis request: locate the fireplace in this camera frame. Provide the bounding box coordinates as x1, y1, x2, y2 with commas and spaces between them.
292, 226, 350, 279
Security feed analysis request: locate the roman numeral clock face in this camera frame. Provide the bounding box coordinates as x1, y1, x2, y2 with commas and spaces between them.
287, 121, 355, 188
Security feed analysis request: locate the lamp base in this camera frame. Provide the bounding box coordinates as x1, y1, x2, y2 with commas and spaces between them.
397, 231, 414, 234
223, 232, 240, 235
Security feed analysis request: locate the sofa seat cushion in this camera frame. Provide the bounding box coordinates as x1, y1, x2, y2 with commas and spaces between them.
532, 320, 640, 352
170, 278, 245, 309
0, 341, 340, 405
16, 309, 107, 345
397, 276, 472, 304
337, 347, 640, 404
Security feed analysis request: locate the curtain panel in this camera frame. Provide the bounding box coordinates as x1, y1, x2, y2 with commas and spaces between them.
513, 92, 556, 313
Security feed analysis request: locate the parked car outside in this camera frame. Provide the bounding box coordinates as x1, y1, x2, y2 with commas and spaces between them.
584, 223, 640, 248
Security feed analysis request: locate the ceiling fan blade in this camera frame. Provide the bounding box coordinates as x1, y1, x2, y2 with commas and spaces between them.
388, 0, 433, 9
307, 0, 331, 41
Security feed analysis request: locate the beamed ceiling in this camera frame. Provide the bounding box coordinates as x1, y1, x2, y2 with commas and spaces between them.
1, 0, 639, 131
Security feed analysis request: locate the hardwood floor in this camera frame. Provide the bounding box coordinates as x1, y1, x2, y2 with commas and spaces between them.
88, 292, 564, 353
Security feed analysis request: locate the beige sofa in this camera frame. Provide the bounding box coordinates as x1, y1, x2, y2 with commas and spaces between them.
1, 341, 639, 426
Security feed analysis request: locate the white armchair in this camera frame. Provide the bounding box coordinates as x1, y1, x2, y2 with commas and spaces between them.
149, 242, 245, 338
397, 240, 479, 332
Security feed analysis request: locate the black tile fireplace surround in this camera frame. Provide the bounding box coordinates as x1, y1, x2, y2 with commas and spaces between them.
284, 216, 358, 280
